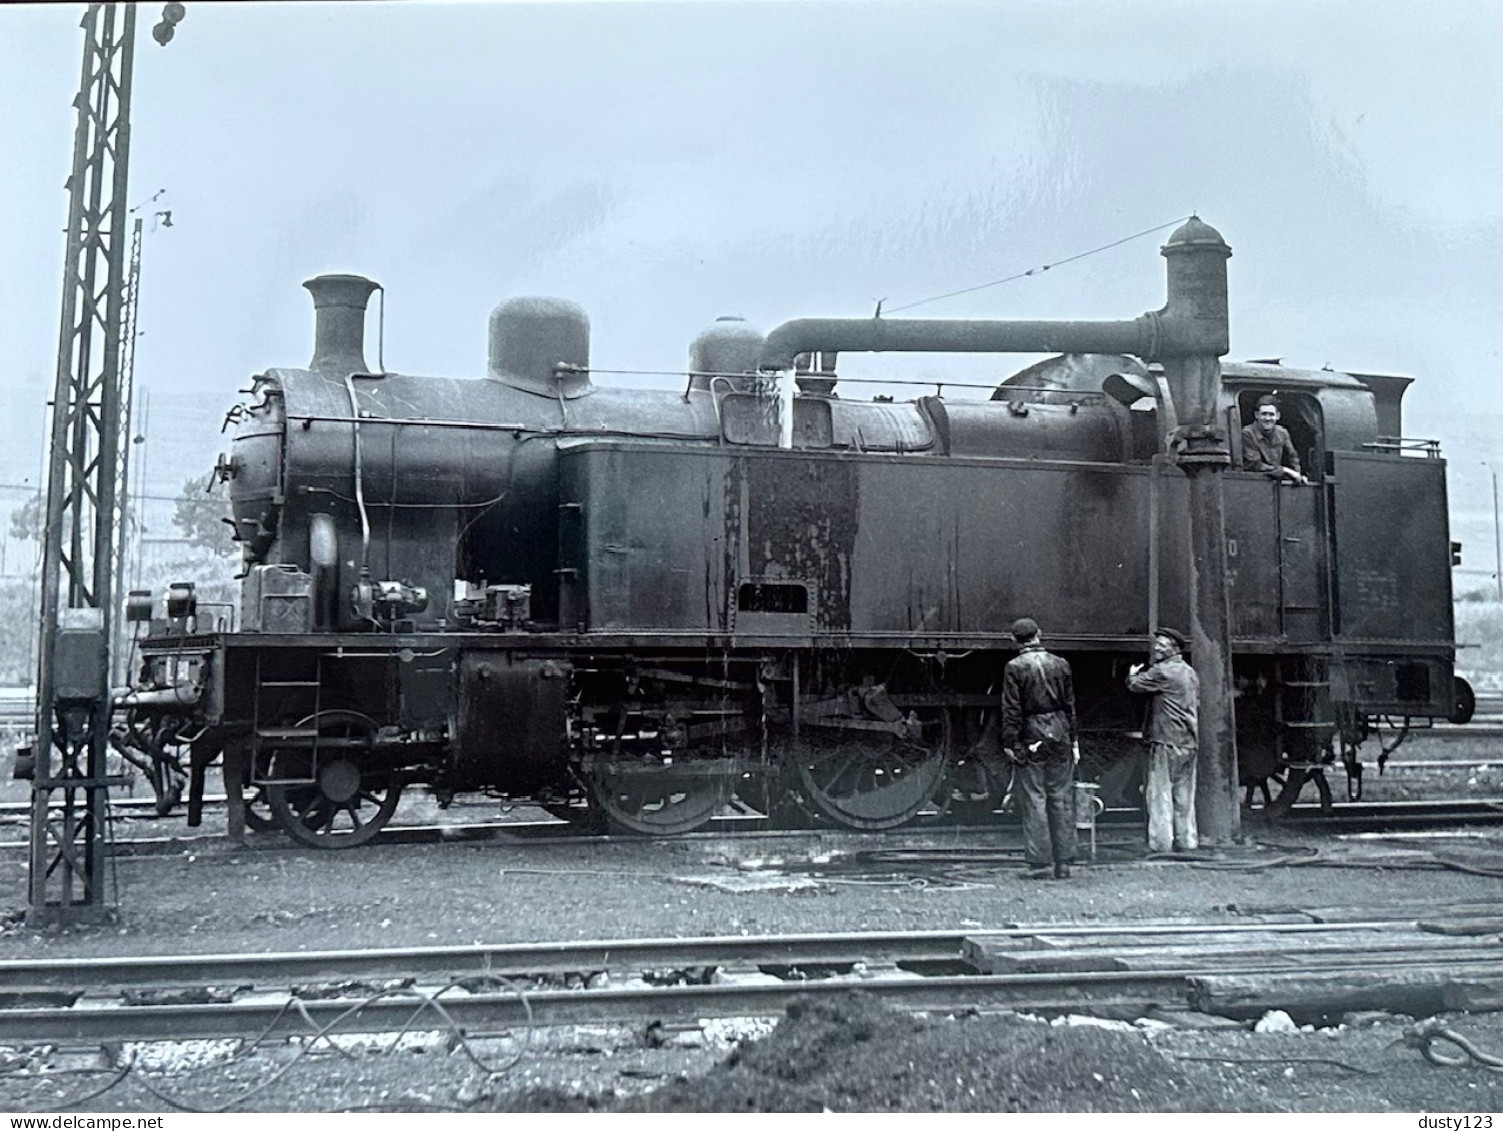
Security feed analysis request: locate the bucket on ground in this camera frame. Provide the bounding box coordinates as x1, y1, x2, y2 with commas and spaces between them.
1074, 780, 1105, 859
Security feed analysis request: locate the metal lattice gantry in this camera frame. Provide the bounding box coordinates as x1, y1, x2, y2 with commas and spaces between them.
28, 3, 139, 925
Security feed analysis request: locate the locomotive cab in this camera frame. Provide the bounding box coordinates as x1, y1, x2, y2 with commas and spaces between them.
1231, 386, 1325, 482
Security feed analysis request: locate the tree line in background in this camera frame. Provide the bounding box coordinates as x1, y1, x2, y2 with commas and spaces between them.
0, 475, 236, 685
7, 474, 235, 559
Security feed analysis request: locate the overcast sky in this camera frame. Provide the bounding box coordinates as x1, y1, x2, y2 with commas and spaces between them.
3, 0, 1501, 584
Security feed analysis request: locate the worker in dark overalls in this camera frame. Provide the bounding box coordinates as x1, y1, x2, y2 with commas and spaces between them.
1000, 617, 1079, 880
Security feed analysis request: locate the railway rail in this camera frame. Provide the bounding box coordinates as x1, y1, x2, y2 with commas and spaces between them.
0, 916, 1499, 1043
2, 693, 1499, 850
0, 798, 1499, 858
0, 795, 1499, 860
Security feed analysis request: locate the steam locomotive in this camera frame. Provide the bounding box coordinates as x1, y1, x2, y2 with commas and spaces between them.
125, 220, 1470, 846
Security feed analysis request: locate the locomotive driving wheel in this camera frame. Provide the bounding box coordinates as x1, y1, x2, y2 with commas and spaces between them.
242, 749, 277, 832
934, 751, 1012, 823
1243, 764, 1333, 818
795, 710, 951, 831
244, 784, 278, 832
264, 711, 403, 849
583, 755, 738, 835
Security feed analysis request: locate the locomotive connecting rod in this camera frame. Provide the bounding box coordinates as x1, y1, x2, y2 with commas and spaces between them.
757, 216, 1242, 845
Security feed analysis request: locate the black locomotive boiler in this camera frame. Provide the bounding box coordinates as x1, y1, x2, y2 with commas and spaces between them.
128, 221, 1470, 845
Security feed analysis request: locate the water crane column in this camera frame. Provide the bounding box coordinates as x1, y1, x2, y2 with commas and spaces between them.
1153, 218, 1240, 846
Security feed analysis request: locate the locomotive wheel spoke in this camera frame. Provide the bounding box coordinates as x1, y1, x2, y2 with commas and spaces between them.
811, 750, 864, 795
796, 710, 952, 831
308, 797, 339, 831
584, 758, 738, 836
1243, 766, 1307, 819
243, 784, 278, 832
263, 711, 403, 849
937, 757, 1010, 823
242, 751, 278, 832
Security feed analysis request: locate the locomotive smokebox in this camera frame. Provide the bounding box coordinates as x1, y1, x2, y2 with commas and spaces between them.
488, 296, 592, 398
304, 274, 380, 377
688, 316, 764, 391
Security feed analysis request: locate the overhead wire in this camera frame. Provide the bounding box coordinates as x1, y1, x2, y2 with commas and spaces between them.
880, 214, 1195, 316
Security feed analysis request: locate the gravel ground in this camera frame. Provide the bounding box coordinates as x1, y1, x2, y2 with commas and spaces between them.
0, 742, 1501, 1113
4, 981, 1503, 1113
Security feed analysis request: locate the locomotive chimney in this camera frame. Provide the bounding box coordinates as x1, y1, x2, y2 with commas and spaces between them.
304, 274, 379, 377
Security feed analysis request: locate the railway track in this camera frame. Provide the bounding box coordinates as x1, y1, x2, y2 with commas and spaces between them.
1, 915, 1500, 1043
1274, 798, 1503, 830
0, 798, 1498, 858
2, 700, 1501, 743
1, 694, 1498, 850
0, 793, 1499, 859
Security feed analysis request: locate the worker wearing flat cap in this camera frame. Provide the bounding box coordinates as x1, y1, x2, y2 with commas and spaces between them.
1127, 627, 1200, 853
999, 617, 1079, 879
